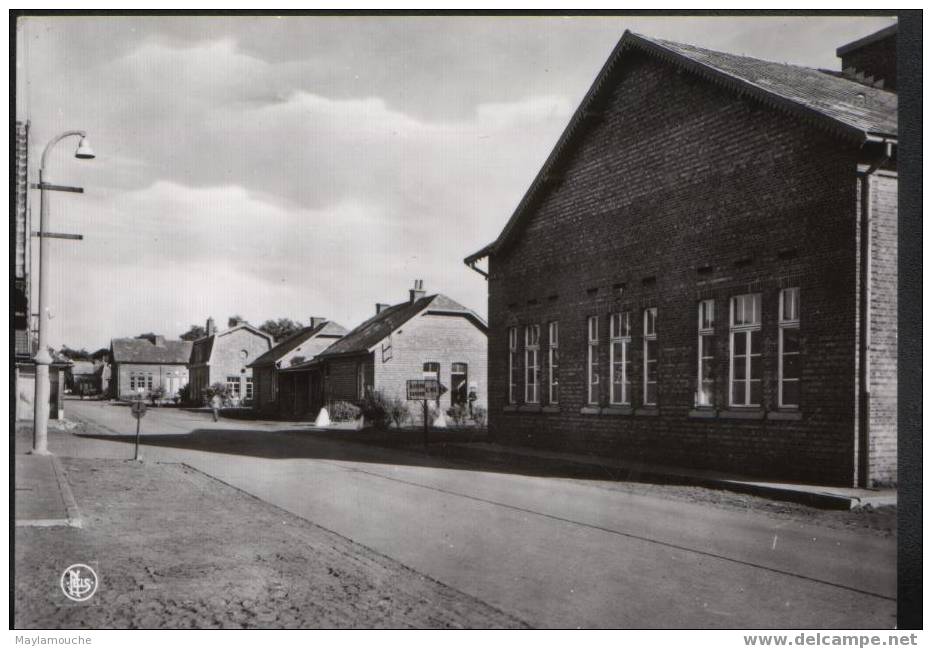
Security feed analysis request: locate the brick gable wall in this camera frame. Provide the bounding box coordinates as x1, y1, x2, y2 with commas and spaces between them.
487, 52, 866, 486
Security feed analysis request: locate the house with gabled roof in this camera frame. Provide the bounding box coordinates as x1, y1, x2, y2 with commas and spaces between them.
247, 317, 347, 416
465, 27, 898, 487
110, 336, 193, 400
188, 317, 273, 405
279, 281, 487, 423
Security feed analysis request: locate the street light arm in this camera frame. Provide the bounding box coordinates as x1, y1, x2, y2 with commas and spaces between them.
40, 130, 88, 172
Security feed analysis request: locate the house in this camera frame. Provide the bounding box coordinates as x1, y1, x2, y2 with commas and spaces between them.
66, 361, 98, 395
247, 317, 347, 416
110, 336, 193, 400
280, 281, 488, 423
464, 27, 897, 487
188, 317, 273, 405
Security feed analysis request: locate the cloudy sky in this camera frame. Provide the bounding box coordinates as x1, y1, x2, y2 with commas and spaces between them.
16, 14, 895, 351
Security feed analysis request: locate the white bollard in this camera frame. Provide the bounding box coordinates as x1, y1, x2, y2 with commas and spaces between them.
314, 407, 331, 428
432, 408, 448, 428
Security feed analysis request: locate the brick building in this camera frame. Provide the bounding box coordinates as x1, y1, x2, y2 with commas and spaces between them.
281, 282, 488, 424
465, 28, 897, 487
188, 318, 273, 405
248, 317, 347, 416
110, 336, 193, 400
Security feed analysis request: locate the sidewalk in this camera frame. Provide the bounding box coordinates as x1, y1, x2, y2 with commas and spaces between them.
436, 441, 896, 510
14, 453, 82, 528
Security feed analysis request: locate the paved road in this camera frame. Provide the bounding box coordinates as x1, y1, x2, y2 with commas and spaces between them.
41, 400, 896, 629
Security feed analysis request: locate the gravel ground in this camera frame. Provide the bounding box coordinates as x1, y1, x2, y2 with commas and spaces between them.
13, 458, 528, 629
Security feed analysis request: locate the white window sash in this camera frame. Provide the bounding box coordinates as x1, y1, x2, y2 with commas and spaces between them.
643, 309, 657, 406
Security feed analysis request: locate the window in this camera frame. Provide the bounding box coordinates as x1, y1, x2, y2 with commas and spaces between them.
227, 375, 241, 396
729, 294, 761, 407
508, 328, 518, 404
245, 377, 254, 400
146, 373, 153, 390
129, 372, 136, 390
643, 308, 658, 406
610, 312, 631, 405
423, 361, 440, 403
779, 288, 800, 408
548, 321, 559, 404
525, 325, 540, 403
382, 336, 392, 362
697, 300, 715, 407
451, 362, 468, 406
587, 316, 600, 405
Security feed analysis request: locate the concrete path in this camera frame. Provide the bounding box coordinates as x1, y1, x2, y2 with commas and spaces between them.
14, 454, 81, 527
43, 400, 896, 629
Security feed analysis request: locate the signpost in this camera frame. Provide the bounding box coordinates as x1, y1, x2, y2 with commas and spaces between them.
131, 400, 147, 461
406, 379, 446, 451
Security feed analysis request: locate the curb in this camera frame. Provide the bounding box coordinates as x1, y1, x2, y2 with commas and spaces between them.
438, 443, 889, 511
16, 455, 82, 528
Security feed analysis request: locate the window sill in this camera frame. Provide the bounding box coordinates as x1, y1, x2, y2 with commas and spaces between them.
720, 409, 765, 420
518, 404, 542, 413
503, 405, 518, 412
635, 407, 659, 417
688, 408, 717, 419
542, 405, 561, 414
768, 410, 802, 421
602, 406, 633, 416
580, 406, 601, 415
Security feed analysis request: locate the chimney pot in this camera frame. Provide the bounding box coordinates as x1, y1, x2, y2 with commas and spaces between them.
309, 316, 327, 329
206, 317, 216, 336
409, 279, 426, 304
154, 335, 166, 347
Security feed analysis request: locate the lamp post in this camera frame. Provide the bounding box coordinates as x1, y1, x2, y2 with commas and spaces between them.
32, 130, 95, 455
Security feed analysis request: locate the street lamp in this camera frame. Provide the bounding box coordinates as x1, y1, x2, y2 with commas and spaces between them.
32, 130, 95, 455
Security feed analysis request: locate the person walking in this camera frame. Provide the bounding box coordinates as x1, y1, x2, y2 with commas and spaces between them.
210, 393, 221, 422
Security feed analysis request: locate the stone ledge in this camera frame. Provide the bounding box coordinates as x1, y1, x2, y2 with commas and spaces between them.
720, 409, 765, 420
602, 406, 633, 416
767, 410, 802, 421
579, 406, 601, 415
518, 404, 542, 413
688, 408, 717, 419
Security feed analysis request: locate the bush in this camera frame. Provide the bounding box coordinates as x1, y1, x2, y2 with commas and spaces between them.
330, 400, 361, 422
203, 382, 232, 407
470, 405, 488, 428
359, 390, 391, 429
147, 385, 166, 406
446, 403, 470, 428
177, 383, 192, 405
386, 396, 410, 429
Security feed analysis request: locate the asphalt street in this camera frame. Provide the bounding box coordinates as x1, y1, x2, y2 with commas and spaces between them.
39, 400, 897, 629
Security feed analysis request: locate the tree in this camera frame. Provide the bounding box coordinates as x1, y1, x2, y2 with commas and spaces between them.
228, 315, 245, 328
91, 348, 110, 361
180, 324, 207, 341
59, 345, 91, 360
135, 332, 158, 343
259, 318, 302, 342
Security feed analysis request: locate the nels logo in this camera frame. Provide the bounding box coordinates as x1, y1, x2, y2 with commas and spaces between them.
60, 564, 98, 602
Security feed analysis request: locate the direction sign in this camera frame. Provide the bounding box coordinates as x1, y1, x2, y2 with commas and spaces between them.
131, 401, 147, 419
407, 379, 440, 401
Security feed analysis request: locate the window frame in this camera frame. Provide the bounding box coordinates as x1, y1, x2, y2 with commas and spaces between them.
524, 325, 540, 403
226, 375, 241, 397
507, 327, 518, 404
587, 315, 600, 405
609, 312, 631, 405
697, 299, 715, 407
778, 287, 800, 409
643, 308, 658, 406
548, 321, 559, 405
451, 362, 468, 406
729, 293, 762, 408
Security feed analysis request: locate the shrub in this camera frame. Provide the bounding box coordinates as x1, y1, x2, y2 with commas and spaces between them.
359, 390, 391, 429
385, 396, 410, 429
446, 403, 470, 428
147, 385, 166, 406
470, 405, 488, 428
177, 383, 192, 405
330, 400, 361, 422
203, 382, 232, 407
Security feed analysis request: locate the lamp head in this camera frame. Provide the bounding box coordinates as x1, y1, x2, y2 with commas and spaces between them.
74, 136, 95, 159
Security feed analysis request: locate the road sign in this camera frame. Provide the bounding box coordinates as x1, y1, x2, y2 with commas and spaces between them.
131, 401, 147, 419
407, 379, 440, 401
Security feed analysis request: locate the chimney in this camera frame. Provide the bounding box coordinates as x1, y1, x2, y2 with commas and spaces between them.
309, 316, 327, 329
375, 303, 391, 315
836, 23, 897, 91
154, 335, 166, 347
409, 279, 426, 304
206, 317, 216, 336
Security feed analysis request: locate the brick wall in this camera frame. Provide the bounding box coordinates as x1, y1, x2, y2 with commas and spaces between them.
487, 51, 865, 485
868, 171, 898, 484
372, 312, 488, 425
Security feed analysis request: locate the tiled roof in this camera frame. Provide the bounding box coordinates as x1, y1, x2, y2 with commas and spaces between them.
636, 34, 897, 139
465, 30, 898, 265
249, 321, 347, 368
111, 338, 192, 364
